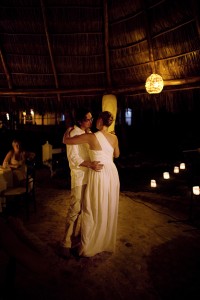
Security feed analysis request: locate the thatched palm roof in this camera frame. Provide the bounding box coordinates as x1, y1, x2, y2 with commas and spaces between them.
0, 0, 200, 113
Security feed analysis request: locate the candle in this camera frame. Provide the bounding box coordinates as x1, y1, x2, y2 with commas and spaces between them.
42, 141, 52, 162
174, 166, 179, 173
180, 163, 185, 170
163, 172, 170, 179
150, 179, 157, 187
193, 186, 200, 195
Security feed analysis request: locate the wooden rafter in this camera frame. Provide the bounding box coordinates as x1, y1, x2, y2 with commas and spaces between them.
0, 46, 12, 89
0, 44, 16, 104
40, 0, 61, 102
103, 0, 112, 89
0, 76, 200, 96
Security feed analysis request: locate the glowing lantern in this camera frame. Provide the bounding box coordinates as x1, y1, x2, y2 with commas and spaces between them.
42, 141, 52, 162
174, 166, 179, 173
145, 74, 164, 94
102, 94, 117, 133
163, 172, 170, 179
150, 179, 157, 187
193, 186, 200, 195
180, 163, 185, 170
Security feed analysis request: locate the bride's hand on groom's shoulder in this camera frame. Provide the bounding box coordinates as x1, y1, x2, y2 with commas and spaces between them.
63, 127, 74, 143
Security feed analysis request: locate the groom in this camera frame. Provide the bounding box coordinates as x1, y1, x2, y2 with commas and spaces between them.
57, 108, 103, 258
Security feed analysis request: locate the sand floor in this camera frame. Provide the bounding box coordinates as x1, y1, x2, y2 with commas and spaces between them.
1, 169, 200, 300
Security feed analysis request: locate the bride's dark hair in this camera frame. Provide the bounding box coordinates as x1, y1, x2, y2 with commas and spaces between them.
98, 111, 113, 127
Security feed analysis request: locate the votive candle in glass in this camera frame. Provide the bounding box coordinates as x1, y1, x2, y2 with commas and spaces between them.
193, 186, 200, 195
163, 172, 170, 179
180, 163, 186, 170
150, 179, 157, 187
174, 166, 179, 173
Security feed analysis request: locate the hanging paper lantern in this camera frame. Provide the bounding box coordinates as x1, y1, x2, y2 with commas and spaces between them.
145, 73, 164, 94
102, 94, 117, 133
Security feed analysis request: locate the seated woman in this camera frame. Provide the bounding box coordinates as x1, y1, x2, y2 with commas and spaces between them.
2, 139, 35, 187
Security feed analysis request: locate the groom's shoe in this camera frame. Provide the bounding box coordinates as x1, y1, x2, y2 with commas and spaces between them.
70, 245, 80, 258
56, 243, 71, 259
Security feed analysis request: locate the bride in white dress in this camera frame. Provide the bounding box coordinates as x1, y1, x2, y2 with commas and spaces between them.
63, 111, 120, 257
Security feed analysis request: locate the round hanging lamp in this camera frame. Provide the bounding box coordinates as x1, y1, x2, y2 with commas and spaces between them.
145, 73, 164, 94
102, 94, 117, 133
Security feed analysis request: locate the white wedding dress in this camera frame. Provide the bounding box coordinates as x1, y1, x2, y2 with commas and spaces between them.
79, 131, 120, 257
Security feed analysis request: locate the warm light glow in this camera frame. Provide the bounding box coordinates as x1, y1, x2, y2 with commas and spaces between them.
42, 141, 52, 162
22, 111, 26, 124
6, 113, 9, 120
163, 172, 170, 179
102, 94, 117, 133
145, 74, 164, 94
180, 163, 185, 170
30, 109, 34, 116
150, 179, 157, 187
174, 166, 179, 173
193, 186, 200, 195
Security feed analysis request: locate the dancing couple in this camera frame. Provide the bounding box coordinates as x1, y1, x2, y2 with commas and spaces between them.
57, 109, 120, 258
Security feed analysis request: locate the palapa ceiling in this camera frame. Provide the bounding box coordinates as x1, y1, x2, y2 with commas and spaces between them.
0, 0, 200, 113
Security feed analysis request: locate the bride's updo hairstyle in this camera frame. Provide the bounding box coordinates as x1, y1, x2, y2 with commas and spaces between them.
98, 111, 113, 127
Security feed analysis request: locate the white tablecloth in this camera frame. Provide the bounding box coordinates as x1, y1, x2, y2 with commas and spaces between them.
0, 167, 13, 212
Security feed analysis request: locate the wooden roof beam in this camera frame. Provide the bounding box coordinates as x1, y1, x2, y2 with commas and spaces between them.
0, 46, 12, 90
0, 44, 16, 104
0, 76, 200, 96
40, 0, 60, 102
103, 0, 112, 89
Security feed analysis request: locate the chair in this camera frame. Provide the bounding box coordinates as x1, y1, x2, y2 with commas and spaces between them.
3, 161, 36, 219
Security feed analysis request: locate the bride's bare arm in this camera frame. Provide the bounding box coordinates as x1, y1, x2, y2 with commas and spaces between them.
63, 130, 93, 145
